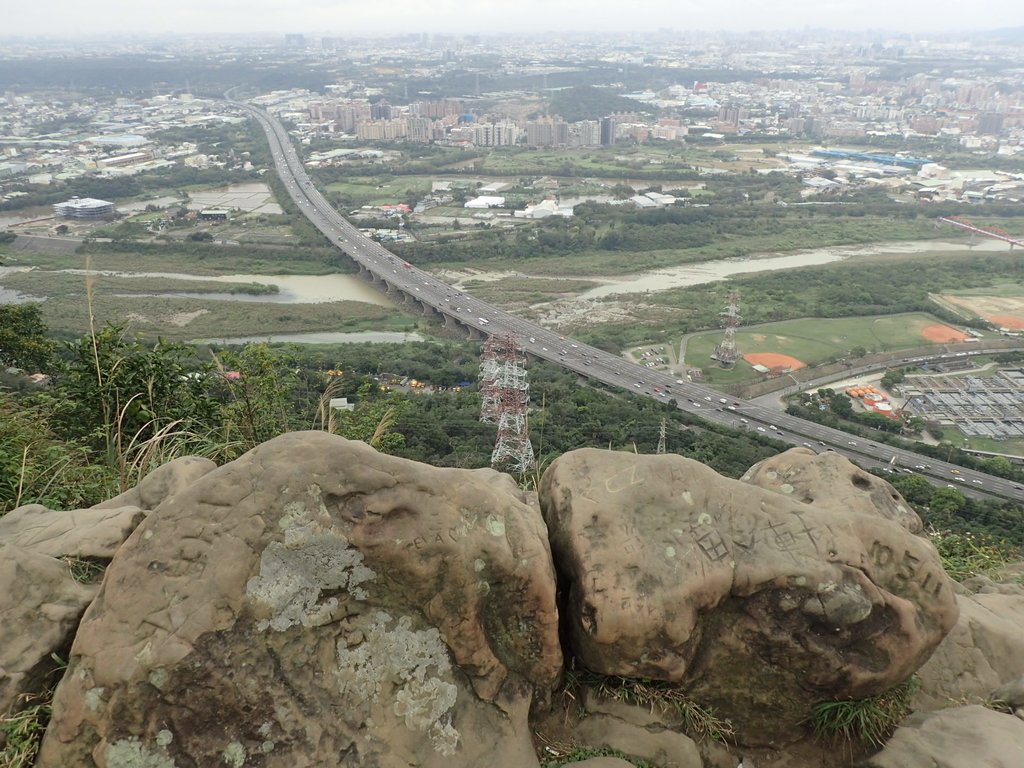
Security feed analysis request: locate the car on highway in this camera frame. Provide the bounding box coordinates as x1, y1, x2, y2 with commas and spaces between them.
972, 479, 983, 485
950, 469, 961, 475
847, 441, 857, 446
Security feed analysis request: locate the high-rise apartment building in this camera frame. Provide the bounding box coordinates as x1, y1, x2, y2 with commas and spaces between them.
600, 116, 616, 146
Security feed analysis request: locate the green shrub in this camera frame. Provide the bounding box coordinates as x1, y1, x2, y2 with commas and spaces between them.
807, 676, 918, 747
928, 529, 1021, 581
540, 745, 653, 768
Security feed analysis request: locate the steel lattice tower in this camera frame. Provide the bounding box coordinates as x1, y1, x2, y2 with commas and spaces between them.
478, 335, 506, 423
479, 333, 535, 473
712, 290, 742, 367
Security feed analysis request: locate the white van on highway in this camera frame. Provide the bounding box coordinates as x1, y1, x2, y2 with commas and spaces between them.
478, 318, 489, 325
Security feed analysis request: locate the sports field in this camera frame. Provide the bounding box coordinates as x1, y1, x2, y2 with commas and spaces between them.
939, 286, 1024, 331
685, 313, 978, 373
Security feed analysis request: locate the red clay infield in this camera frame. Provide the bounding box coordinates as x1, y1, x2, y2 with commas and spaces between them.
744, 352, 805, 370
921, 324, 969, 343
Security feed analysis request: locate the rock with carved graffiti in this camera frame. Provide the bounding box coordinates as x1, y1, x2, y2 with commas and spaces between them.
38, 431, 561, 768
539, 447, 958, 747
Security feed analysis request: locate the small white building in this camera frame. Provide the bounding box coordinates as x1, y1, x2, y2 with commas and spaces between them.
464, 195, 505, 209
514, 199, 561, 219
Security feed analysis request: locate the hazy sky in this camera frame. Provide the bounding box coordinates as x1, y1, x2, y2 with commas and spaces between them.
4, 0, 1023, 38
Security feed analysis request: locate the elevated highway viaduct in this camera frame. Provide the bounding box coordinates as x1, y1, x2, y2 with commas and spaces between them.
235, 100, 1024, 505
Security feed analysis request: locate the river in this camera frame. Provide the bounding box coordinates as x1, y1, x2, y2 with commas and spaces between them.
576, 238, 1013, 300
55, 269, 394, 306
191, 331, 425, 345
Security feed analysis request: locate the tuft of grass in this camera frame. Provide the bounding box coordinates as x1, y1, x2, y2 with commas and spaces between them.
566, 665, 734, 744
535, 736, 654, 768
0, 691, 53, 768
806, 676, 919, 748
63, 556, 107, 585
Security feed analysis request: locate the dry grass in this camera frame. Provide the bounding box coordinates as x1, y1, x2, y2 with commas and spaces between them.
565, 665, 735, 744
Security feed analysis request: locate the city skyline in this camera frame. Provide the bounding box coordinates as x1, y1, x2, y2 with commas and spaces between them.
3, 0, 1024, 39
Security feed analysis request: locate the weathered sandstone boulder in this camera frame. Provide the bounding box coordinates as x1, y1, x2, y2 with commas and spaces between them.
93, 454, 216, 511
740, 448, 923, 534
572, 714, 702, 768
0, 503, 144, 560
1, 501, 145, 722
38, 431, 561, 768
0, 545, 97, 720
992, 674, 1024, 712
915, 587, 1024, 710
861, 705, 1024, 767
540, 447, 958, 745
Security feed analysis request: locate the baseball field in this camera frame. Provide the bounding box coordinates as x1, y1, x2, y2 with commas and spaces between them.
685, 312, 980, 375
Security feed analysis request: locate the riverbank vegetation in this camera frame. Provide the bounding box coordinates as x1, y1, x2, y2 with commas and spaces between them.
575, 251, 1024, 353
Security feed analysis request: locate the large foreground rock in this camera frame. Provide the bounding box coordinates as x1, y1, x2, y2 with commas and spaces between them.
0, 503, 144, 559
862, 705, 1024, 767
540, 448, 958, 745
39, 432, 562, 768
0, 546, 97, 720
1, 501, 145, 722
740, 448, 923, 534
915, 582, 1024, 709
93, 455, 216, 511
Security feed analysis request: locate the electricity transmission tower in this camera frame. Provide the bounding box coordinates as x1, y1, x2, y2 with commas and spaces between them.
712, 290, 742, 366
479, 334, 535, 473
